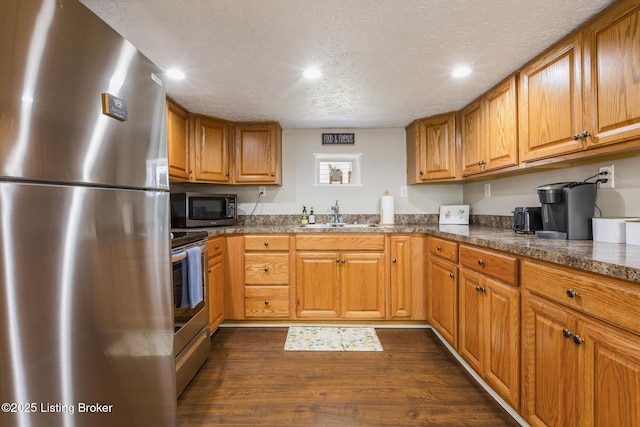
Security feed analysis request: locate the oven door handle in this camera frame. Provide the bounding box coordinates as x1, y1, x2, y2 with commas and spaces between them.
171, 242, 207, 263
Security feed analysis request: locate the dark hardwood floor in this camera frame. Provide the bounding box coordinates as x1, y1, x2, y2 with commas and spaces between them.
177, 327, 519, 426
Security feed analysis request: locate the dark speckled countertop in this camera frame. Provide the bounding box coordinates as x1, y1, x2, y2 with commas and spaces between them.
184, 223, 640, 283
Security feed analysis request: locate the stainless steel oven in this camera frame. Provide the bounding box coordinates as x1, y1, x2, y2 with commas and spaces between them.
171, 231, 210, 397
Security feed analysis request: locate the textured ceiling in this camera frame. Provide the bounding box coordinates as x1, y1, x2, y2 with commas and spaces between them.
80, 0, 614, 129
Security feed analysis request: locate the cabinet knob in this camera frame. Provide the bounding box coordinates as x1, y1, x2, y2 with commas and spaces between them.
208, 268, 212, 273
566, 289, 577, 298
573, 133, 581, 140
264, 241, 269, 246
214, 245, 220, 250
188, 169, 193, 173
264, 267, 269, 272
264, 300, 269, 305
477, 259, 484, 266
581, 130, 591, 139
225, 172, 230, 177
419, 170, 424, 175
562, 328, 573, 338
449, 273, 455, 279
437, 246, 442, 251
342, 259, 346, 263
475, 285, 486, 293
392, 258, 397, 263
271, 172, 275, 176
336, 259, 340, 263
573, 335, 584, 345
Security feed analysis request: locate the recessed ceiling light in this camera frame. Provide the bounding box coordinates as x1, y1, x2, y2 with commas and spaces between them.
451, 67, 472, 78
166, 68, 186, 80
303, 67, 322, 80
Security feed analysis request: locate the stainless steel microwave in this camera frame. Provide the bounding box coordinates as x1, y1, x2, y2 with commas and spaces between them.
170, 192, 237, 227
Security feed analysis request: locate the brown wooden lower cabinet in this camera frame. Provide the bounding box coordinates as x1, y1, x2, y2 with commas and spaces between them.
427, 256, 458, 348
459, 268, 520, 410
208, 236, 225, 333
295, 251, 386, 319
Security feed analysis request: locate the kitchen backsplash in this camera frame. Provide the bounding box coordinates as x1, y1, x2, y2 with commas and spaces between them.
239, 214, 512, 229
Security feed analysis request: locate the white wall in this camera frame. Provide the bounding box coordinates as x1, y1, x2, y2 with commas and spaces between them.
172, 128, 640, 219
173, 128, 463, 217
464, 155, 640, 217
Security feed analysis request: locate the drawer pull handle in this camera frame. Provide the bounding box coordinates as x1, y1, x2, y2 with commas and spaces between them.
566, 289, 577, 298
477, 259, 484, 266
563, 328, 573, 338
573, 335, 584, 345
392, 258, 397, 263
449, 273, 455, 279
264, 267, 269, 272
264, 300, 270, 305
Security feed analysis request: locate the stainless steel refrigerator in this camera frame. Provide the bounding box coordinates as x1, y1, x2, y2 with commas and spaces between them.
1, 1, 176, 425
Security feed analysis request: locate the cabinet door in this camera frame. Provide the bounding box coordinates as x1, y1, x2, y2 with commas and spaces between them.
484, 278, 520, 410
296, 252, 340, 318
458, 269, 484, 373
523, 294, 579, 427
417, 113, 457, 181
427, 257, 458, 348
519, 34, 584, 162
166, 100, 191, 180
234, 123, 281, 184
208, 253, 225, 332
193, 116, 230, 182
460, 100, 484, 176
584, 2, 640, 148
578, 318, 640, 427
484, 76, 518, 171
341, 252, 386, 319
390, 236, 412, 319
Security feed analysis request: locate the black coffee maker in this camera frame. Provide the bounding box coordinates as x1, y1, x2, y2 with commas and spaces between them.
534, 182, 597, 240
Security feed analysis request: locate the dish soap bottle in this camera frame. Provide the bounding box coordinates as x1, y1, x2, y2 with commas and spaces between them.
301, 206, 309, 225
308, 207, 316, 224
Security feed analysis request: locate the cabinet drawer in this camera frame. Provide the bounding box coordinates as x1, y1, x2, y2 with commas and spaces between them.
244, 286, 290, 318
428, 237, 458, 263
296, 234, 385, 251
244, 253, 289, 284
244, 235, 290, 251
460, 245, 518, 285
208, 236, 225, 257
523, 260, 640, 334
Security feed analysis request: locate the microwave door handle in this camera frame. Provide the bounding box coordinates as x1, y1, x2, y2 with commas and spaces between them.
226, 198, 230, 218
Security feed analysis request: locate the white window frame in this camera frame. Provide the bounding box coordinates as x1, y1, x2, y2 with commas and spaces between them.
313, 153, 362, 186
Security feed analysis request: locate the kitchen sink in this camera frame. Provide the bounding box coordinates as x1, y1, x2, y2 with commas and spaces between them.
296, 223, 382, 229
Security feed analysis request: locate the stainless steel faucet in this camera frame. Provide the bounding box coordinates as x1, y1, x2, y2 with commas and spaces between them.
331, 200, 340, 223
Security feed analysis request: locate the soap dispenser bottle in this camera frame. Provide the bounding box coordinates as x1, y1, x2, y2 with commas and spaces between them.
308, 207, 316, 224
301, 206, 309, 225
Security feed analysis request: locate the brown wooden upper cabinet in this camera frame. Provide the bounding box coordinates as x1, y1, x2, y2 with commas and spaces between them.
167, 100, 191, 181
520, 0, 640, 163
167, 100, 282, 185
233, 122, 282, 185
406, 112, 458, 183
519, 33, 584, 162
583, 0, 640, 149
193, 115, 231, 183
461, 76, 518, 176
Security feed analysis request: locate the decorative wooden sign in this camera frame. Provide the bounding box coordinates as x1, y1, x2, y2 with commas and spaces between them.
322, 133, 354, 145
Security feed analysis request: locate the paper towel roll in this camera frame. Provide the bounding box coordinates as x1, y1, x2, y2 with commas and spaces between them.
380, 195, 394, 225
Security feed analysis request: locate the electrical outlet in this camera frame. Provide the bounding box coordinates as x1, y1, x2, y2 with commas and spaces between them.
400, 186, 408, 197
258, 186, 266, 196
484, 183, 491, 197
599, 165, 614, 189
